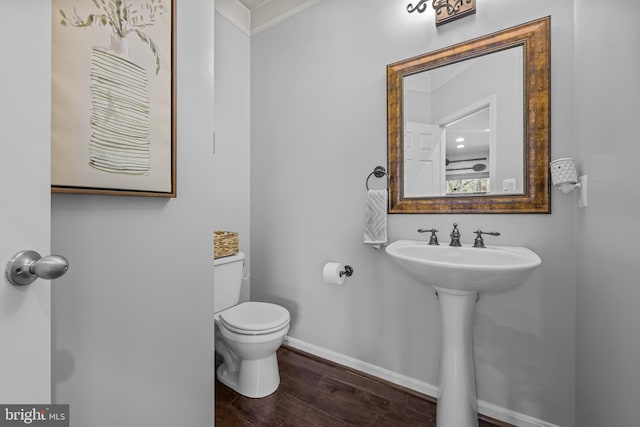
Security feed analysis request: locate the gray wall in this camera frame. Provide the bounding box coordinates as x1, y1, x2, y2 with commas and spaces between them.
51, 2, 216, 426
251, 0, 575, 425
575, 0, 640, 426
214, 11, 252, 302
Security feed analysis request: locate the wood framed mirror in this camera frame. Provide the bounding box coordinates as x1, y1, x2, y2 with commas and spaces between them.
387, 16, 550, 213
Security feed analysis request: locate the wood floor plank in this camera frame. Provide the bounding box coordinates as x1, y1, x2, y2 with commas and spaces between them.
278, 354, 325, 387
278, 373, 379, 425
276, 347, 348, 379
374, 412, 437, 427
216, 378, 240, 406
215, 399, 251, 426
228, 397, 292, 427
268, 391, 352, 427
406, 394, 438, 419
318, 375, 395, 414
215, 346, 512, 427
325, 369, 409, 408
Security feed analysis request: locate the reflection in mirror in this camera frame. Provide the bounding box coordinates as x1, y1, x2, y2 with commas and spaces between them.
402, 46, 523, 198
387, 17, 551, 213
444, 105, 491, 195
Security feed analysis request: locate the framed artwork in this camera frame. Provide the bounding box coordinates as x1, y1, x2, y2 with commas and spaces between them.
51, 0, 176, 197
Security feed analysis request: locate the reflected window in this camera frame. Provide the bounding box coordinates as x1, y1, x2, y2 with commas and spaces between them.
446, 178, 490, 195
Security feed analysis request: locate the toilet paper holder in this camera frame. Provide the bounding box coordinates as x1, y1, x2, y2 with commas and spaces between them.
340, 265, 354, 278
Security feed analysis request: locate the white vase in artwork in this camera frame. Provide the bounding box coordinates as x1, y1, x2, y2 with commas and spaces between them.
108, 32, 131, 59
88, 33, 151, 176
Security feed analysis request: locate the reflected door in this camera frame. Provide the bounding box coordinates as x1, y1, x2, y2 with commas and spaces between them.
404, 122, 443, 197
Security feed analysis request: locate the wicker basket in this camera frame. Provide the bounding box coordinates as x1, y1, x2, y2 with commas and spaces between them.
213, 231, 239, 259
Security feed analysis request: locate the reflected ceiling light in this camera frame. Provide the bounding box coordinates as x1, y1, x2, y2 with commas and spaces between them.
456, 137, 465, 142
407, 0, 477, 27
456, 144, 465, 149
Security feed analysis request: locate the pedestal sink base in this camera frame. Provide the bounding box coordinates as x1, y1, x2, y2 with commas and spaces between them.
435, 287, 478, 427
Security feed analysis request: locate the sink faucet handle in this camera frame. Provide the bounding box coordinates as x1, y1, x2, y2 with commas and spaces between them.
417, 228, 439, 245
449, 223, 461, 246
472, 230, 501, 248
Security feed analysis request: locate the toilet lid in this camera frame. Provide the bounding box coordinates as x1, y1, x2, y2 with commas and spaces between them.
219, 302, 290, 335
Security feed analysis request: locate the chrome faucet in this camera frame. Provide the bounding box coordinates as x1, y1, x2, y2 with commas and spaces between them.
449, 223, 461, 246
473, 230, 501, 248
417, 228, 439, 245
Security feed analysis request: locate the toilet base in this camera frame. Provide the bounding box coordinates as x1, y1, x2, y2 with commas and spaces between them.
216, 353, 281, 398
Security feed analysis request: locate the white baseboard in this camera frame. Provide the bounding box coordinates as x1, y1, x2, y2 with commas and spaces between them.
284, 336, 561, 427
284, 336, 440, 397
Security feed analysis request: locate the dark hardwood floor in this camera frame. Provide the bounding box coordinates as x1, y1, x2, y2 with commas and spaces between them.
215, 346, 513, 427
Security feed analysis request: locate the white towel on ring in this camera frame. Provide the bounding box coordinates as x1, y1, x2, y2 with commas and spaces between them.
363, 189, 388, 249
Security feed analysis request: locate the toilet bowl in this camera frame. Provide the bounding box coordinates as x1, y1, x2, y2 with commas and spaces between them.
215, 302, 289, 398
214, 252, 290, 398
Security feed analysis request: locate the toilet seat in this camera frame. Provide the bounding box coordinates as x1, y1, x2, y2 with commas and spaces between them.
219, 302, 289, 335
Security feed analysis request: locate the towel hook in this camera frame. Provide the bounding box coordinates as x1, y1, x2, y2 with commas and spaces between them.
365, 166, 387, 190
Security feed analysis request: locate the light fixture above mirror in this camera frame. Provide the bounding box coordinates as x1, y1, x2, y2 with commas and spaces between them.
407, 0, 477, 26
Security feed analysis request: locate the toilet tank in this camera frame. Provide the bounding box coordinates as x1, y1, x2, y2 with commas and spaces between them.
213, 252, 245, 313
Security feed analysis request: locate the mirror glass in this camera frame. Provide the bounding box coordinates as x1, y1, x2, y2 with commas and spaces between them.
403, 46, 523, 197
387, 17, 550, 213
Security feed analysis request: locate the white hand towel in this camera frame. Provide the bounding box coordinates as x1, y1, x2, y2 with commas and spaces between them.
363, 189, 388, 249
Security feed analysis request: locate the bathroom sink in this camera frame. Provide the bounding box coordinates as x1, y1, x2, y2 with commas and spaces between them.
385, 239, 541, 293
387, 238, 541, 426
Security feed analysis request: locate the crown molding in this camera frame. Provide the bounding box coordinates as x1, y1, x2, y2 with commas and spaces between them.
215, 0, 323, 36
250, 0, 323, 35
215, 0, 251, 36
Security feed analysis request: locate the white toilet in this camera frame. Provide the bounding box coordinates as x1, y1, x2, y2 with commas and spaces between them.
214, 252, 290, 398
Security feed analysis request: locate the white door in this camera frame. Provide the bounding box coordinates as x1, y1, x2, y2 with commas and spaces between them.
0, 0, 52, 403
404, 122, 443, 197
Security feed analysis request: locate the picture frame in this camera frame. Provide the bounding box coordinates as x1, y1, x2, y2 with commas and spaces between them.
51, 0, 176, 197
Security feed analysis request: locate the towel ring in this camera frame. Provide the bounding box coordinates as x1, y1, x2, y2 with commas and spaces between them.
366, 166, 387, 190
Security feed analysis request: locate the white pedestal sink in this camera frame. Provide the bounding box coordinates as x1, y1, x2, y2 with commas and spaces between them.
386, 239, 541, 427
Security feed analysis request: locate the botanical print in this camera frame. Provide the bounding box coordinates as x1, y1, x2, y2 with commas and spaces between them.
52, 0, 173, 194
59, 0, 165, 74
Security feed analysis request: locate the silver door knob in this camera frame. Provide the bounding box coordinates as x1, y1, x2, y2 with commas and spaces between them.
5, 250, 69, 286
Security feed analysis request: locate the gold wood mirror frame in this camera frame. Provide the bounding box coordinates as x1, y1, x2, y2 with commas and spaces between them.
387, 16, 550, 213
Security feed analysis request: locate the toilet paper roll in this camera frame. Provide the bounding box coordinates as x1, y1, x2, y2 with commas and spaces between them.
322, 262, 346, 285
